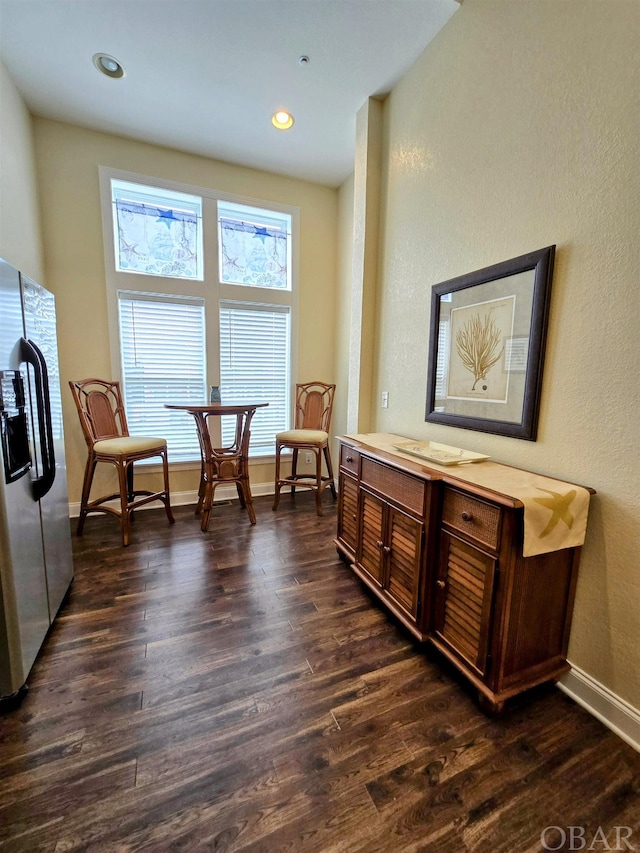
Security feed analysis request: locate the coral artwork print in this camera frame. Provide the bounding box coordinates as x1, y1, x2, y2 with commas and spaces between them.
455, 313, 504, 391
447, 295, 516, 402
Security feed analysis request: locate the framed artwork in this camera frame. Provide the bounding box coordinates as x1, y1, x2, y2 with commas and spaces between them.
425, 245, 555, 440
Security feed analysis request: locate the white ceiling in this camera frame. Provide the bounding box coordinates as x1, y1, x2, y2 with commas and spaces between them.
0, 0, 458, 187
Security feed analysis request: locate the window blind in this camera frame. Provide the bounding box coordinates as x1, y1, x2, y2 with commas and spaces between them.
118, 292, 206, 462
219, 302, 290, 454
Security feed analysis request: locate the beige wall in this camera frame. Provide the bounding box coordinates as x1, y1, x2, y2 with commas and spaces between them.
0, 60, 44, 281
31, 119, 339, 502
339, 0, 639, 707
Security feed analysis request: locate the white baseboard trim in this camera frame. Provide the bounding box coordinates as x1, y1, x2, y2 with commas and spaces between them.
558, 664, 640, 753
68, 481, 276, 518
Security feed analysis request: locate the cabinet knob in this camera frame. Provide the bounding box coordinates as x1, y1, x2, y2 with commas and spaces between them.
382, 545, 391, 555
346, 455, 353, 462
436, 579, 446, 589
461, 510, 474, 522
376, 539, 384, 550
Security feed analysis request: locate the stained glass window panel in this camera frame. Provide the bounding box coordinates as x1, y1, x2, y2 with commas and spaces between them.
112, 180, 203, 280
218, 202, 291, 290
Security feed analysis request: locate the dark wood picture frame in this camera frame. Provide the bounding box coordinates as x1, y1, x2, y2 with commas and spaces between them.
425, 245, 555, 440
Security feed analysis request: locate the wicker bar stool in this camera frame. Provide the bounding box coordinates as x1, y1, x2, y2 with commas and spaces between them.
69, 378, 174, 546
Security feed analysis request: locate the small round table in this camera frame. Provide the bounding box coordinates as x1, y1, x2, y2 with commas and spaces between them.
164, 403, 268, 531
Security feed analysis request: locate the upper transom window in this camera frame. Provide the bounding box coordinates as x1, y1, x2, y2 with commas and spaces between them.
111, 179, 203, 280
218, 201, 291, 290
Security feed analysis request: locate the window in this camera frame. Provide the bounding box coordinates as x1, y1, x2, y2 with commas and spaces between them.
219, 302, 290, 454
218, 201, 291, 290
118, 293, 206, 462
100, 169, 298, 463
111, 180, 203, 280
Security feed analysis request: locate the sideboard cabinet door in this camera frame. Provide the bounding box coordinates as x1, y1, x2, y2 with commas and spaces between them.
336, 445, 360, 564
386, 506, 423, 621
336, 444, 434, 639
355, 469, 430, 636
356, 489, 424, 625
358, 489, 385, 587
432, 530, 497, 679
336, 472, 359, 559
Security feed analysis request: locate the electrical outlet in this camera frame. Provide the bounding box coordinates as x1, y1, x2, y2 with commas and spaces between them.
305, 452, 313, 464
381, 391, 389, 408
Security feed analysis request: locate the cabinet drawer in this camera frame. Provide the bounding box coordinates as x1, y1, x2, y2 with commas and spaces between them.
361, 458, 425, 515
442, 487, 501, 551
340, 445, 360, 475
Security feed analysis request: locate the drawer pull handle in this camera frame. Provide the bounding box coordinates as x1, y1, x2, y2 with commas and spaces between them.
346, 455, 353, 462
436, 579, 446, 589
461, 510, 474, 522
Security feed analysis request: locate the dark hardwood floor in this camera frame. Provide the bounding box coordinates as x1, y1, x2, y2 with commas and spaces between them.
1, 494, 639, 852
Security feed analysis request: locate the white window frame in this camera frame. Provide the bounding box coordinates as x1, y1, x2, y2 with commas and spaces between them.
99, 166, 299, 466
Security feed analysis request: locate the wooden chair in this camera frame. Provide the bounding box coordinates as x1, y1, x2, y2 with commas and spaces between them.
69, 379, 174, 546
272, 381, 337, 516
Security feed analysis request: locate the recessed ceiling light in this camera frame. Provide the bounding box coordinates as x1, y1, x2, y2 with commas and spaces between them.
93, 53, 124, 79
272, 110, 294, 130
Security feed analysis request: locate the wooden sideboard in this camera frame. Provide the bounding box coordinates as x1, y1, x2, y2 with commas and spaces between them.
335, 435, 593, 712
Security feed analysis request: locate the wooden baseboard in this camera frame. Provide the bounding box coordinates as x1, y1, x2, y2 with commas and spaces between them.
559, 664, 640, 753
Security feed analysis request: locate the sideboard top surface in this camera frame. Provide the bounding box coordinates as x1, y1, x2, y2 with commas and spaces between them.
339, 434, 594, 558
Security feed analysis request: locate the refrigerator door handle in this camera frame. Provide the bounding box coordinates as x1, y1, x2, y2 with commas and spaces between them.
20, 338, 56, 500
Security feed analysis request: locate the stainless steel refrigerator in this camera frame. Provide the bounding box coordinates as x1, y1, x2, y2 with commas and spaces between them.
0, 258, 74, 707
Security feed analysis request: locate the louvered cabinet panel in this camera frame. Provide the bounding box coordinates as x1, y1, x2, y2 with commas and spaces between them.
358, 490, 385, 586
386, 508, 423, 618
337, 473, 359, 557
434, 531, 496, 678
